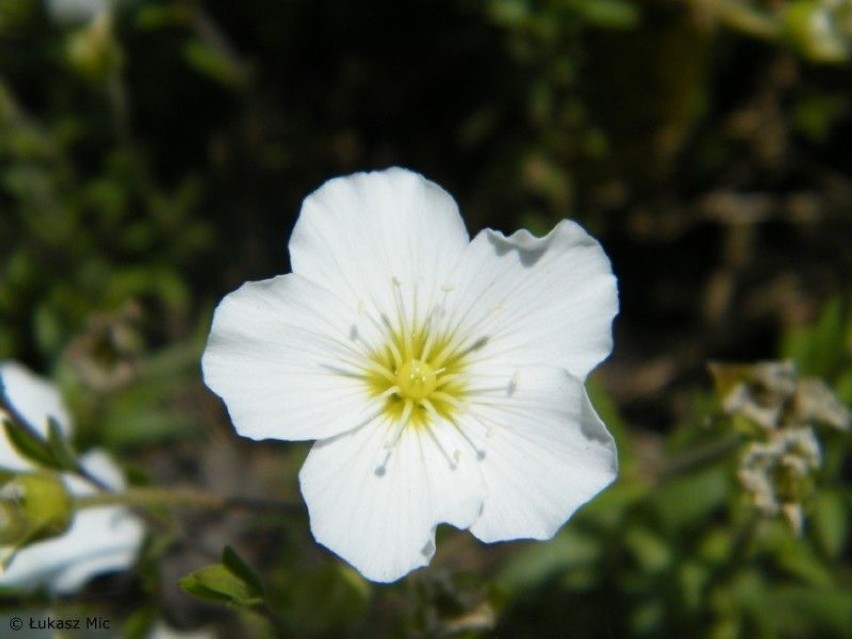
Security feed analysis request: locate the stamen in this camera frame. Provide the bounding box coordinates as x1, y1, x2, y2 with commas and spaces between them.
418, 307, 441, 361
362, 287, 476, 434
459, 409, 501, 442
358, 303, 402, 363
374, 406, 411, 476
377, 385, 401, 400
430, 391, 464, 409
434, 371, 464, 388
390, 277, 414, 359
422, 399, 486, 460
508, 370, 520, 396
398, 399, 415, 431
420, 422, 458, 470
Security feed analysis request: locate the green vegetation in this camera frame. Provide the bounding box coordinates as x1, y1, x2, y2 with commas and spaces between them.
1, 1, 850, 636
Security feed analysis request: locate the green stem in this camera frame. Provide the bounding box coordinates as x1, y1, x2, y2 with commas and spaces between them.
658, 433, 743, 478
73, 487, 299, 513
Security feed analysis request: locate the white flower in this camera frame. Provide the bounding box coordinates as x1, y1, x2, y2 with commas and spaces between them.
202, 168, 618, 582
0, 361, 144, 594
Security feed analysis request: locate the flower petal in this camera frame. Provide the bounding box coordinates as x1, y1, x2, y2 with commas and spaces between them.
202, 274, 383, 441
289, 168, 470, 331
0, 450, 144, 594
299, 415, 485, 582
465, 367, 617, 543
442, 220, 618, 381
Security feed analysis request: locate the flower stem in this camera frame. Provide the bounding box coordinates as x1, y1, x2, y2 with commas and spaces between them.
658, 433, 743, 478
73, 487, 300, 513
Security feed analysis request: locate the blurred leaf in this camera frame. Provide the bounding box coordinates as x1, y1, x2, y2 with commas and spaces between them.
498, 527, 602, 591
0, 0, 34, 34
835, 367, 852, 404
222, 546, 265, 598
624, 526, 671, 574
766, 587, 852, 638
810, 490, 848, 559
698, 526, 733, 565
579, 478, 649, 531
574, 0, 639, 29
104, 267, 190, 312
758, 521, 833, 587
793, 94, 848, 143
650, 464, 730, 531
33, 304, 65, 361
121, 607, 157, 639
678, 560, 709, 613
2, 417, 59, 470
135, 4, 192, 30
46, 416, 78, 472
783, 297, 849, 378
487, 0, 531, 26
183, 40, 246, 90
179, 553, 265, 608
99, 408, 199, 450
275, 562, 369, 632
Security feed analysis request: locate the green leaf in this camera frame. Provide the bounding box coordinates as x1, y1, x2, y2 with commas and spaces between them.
46, 416, 78, 472
624, 526, 671, 574
782, 297, 848, 377
182, 40, 247, 90
766, 587, 852, 638
275, 562, 369, 631
575, 0, 640, 29
498, 527, 602, 591
2, 418, 58, 470
179, 564, 264, 607
222, 546, 265, 597
179, 549, 265, 609
650, 464, 731, 531
134, 4, 192, 30
759, 521, 834, 587
811, 491, 848, 559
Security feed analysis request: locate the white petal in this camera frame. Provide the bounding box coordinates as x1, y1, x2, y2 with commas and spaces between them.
442, 220, 618, 381
289, 168, 470, 333
299, 415, 485, 582
202, 274, 383, 441
0, 450, 144, 594
466, 367, 617, 543
0, 361, 72, 472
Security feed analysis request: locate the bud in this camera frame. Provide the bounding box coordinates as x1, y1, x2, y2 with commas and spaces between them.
0, 472, 73, 550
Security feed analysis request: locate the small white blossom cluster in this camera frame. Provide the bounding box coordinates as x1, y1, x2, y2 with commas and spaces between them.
738, 428, 821, 535
711, 360, 850, 534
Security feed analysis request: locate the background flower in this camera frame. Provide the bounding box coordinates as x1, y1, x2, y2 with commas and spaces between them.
0, 361, 144, 594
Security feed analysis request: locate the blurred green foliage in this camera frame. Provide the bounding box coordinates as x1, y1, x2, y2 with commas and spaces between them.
0, 0, 850, 637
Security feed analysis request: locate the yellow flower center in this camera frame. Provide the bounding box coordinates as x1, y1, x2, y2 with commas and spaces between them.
396, 359, 438, 401
363, 319, 473, 428
357, 280, 491, 430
